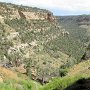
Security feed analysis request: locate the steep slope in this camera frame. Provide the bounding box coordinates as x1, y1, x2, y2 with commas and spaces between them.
58, 15, 90, 44
0, 2, 69, 81
43, 59, 90, 90
0, 2, 86, 83
68, 59, 90, 77
0, 66, 42, 90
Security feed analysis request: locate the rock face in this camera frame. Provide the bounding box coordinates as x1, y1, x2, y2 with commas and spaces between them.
0, 2, 55, 21
46, 12, 55, 22
22, 11, 43, 20
18, 10, 26, 19
10, 10, 21, 20
19, 10, 55, 21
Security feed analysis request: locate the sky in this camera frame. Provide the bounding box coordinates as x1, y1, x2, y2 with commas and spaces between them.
0, 0, 90, 16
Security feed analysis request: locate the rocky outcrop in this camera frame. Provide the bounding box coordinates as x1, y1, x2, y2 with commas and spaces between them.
21, 11, 55, 20
18, 10, 26, 19
46, 12, 55, 22
10, 10, 21, 20
0, 2, 56, 22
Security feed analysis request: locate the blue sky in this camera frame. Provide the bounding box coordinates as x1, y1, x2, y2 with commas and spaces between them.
0, 0, 90, 16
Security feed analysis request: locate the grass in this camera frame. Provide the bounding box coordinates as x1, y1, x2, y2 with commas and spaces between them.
0, 79, 31, 90
0, 78, 43, 90
43, 75, 84, 90
68, 59, 90, 77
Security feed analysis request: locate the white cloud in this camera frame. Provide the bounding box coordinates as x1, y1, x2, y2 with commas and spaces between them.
0, 0, 90, 12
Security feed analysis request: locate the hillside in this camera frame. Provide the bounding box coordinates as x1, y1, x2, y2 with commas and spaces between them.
68, 59, 90, 77
0, 2, 90, 90
43, 59, 90, 90
57, 15, 90, 44
0, 2, 71, 82
0, 66, 42, 90
0, 2, 86, 82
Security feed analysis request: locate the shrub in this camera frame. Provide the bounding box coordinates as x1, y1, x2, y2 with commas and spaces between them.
59, 69, 68, 77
